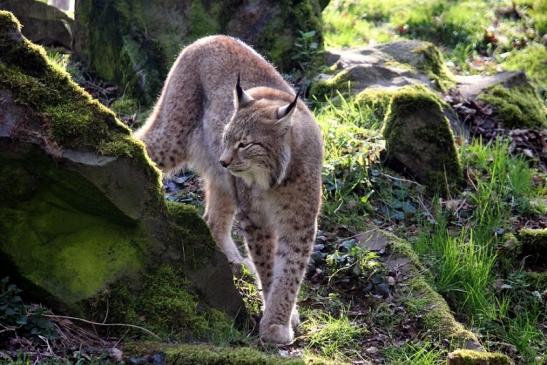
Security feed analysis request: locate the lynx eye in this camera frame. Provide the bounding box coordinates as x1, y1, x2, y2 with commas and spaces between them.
237, 141, 249, 149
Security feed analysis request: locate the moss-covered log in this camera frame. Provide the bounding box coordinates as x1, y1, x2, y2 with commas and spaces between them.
0, 10, 245, 340
73, 0, 325, 105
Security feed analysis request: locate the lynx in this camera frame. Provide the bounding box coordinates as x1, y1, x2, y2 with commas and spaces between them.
135, 35, 323, 344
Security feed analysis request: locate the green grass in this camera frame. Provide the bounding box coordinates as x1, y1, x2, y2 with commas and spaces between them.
314, 93, 384, 230
385, 342, 445, 365
300, 309, 366, 360
413, 138, 545, 362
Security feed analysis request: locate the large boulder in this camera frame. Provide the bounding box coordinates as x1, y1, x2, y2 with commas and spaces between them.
73, 0, 326, 105
0, 10, 244, 339
0, 0, 73, 49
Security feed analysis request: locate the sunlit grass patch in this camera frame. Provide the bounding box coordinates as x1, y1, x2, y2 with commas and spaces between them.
314, 94, 384, 230
300, 309, 366, 359
384, 342, 445, 365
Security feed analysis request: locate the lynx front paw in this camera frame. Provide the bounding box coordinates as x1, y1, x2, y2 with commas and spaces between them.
259, 321, 294, 345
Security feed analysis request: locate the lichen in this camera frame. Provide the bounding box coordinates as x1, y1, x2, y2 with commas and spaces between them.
382, 85, 463, 193
447, 349, 513, 365
479, 85, 547, 129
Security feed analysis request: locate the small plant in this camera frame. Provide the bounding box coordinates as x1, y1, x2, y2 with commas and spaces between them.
325, 240, 383, 288
0, 277, 58, 342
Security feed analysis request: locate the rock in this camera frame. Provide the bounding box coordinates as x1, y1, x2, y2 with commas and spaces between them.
309, 41, 465, 138
447, 349, 513, 365
456, 71, 546, 129
0, 0, 73, 49
382, 85, 463, 193
0, 10, 245, 338
72, 0, 325, 105
358, 229, 482, 349
310, 40, 455, 100
518, 228, 547, 256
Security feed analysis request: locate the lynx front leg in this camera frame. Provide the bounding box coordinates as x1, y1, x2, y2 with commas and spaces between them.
239, 212, 276, 304
259, 213, 317, 344
203, 178, 243, 265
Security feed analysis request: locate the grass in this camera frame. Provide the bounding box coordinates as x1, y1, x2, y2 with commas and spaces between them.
300, 309, 366, 360
384, 342, 445, 365
413, 138, 545, 363
323, 0, 547, 84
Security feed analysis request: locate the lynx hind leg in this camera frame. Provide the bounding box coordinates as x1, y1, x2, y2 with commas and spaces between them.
203, 178, 244, 265
239, 211, 276, 304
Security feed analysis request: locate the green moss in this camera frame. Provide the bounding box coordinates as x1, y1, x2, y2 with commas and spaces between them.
0, 145, 145, 305
105, 265, 239, 342
479, 85, 547, 128
354, 88, 396, 123
519, 271, 547, 292
372, 230, 479, 348
382, 85, 462, 193
447, 349, 513, 365
165, 344, 306, 365
518, 228, 547, 251
165, 201, 216, 268
309, 69, 352, 100
502, 43, 547, 87
0, 11, 141, 157
413, 43, 456, 91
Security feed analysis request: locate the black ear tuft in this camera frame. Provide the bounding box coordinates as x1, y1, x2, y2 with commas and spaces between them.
236, 73, 243, 102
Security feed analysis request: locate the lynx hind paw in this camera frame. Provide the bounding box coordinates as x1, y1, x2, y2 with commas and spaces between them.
259, 323, 294, 345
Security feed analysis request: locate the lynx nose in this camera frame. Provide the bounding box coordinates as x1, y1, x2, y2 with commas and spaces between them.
219, 159, 229, 168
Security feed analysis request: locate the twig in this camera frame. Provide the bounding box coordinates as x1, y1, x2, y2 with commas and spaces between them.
379, 171, 424, 187
34, 314, 161, 340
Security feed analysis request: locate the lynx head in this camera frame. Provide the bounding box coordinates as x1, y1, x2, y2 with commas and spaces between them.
220, 76, 298, 189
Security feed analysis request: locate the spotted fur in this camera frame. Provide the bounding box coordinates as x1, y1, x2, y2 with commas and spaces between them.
135, 35, 323, 344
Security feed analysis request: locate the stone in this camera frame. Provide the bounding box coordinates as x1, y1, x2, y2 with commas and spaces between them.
456, 71, 546, 129
0, 10, 245, 338
309, 41, 465, 138
382, 85, 463, 193
0, 0, 73, 49
72, 0, 325, 105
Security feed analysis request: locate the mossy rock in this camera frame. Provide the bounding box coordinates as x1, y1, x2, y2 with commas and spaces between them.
124, 342, 309, 364
0, 0, 74, 49
479, 84, 546, 129
359, 230, 481, 349
447, 349, 513, 365
377, 40, 456, 91
73, 0, 324, 105
457, 71, 546, 129
309, 43, 440, 102
518, 228, 547, 255
0, 10, 244, 339
382, 85, 463, 194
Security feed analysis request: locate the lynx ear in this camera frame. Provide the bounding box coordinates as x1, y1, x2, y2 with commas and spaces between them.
234, 73, 254, 109
276, 91, 299, 129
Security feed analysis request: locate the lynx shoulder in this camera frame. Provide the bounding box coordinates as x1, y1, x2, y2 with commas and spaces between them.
135, 35, 323, 344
